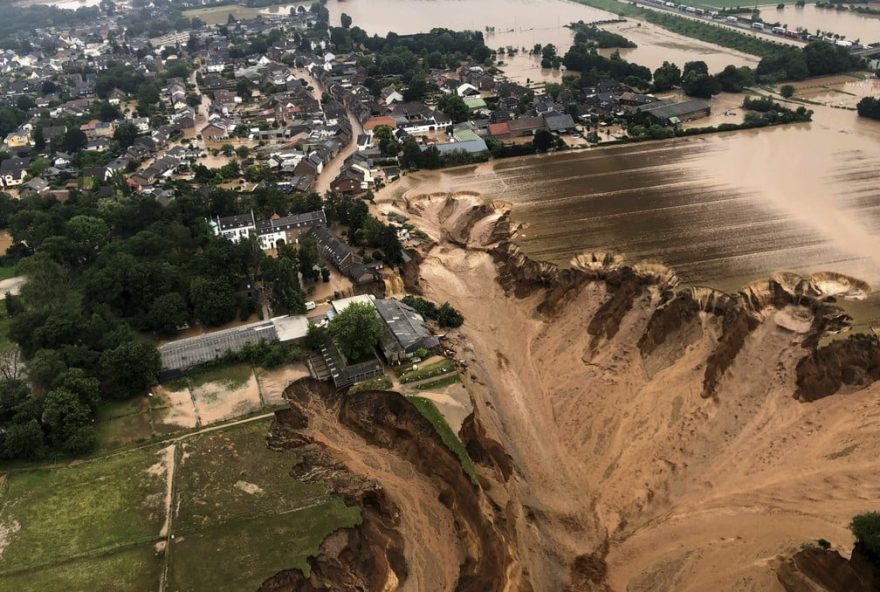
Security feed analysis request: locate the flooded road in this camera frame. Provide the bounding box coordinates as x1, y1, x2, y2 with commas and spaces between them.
757, 4, 880, 43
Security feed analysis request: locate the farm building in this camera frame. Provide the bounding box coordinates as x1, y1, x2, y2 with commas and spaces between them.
638, 99, 711, 125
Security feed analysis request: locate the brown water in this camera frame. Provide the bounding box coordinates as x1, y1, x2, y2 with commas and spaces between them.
326, 0, 759, 82
757, 4, 880, 44
392, 106, 880, 294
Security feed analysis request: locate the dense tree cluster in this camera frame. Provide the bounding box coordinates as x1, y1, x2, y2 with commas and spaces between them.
856, 96, 880, 120
570, 22, 637, 49
0, 182, 334, 460
324, 193, 404, 265
401, 295, 464, 328
756, 42, 862, 81
562, 46, 652, 89
328, 302, 382, 362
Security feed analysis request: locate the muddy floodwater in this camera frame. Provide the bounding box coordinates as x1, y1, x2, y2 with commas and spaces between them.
757, 4, 880, 44
387, 105, 880, 323
326, 0, 759, 81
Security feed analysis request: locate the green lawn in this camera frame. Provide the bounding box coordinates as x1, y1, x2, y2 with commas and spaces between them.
0, 446, 167, 573
0, 545, 163, 592
407, 396, 478, 485
93, 398, 154, 450
348, 376, 393, 394
169, 418, 360, 590
399, 359, 455, 383
0, 266, 16, 281
167, 501, 360, 592
415, 374, 462, 390
174, 419, 328, 530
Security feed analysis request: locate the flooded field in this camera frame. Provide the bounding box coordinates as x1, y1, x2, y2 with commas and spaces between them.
326, 0, 759, 82
758, 4, 880, 44
387, 107, 880, 299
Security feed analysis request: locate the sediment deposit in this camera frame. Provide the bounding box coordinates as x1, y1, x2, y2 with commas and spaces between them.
267, 193, 880, 591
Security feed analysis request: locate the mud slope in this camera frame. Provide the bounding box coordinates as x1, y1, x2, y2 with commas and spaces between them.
259, 379, 517, 592
395, 193, 880, 592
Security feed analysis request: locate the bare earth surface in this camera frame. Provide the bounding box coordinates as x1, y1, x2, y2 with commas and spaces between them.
381, 192, 880, 591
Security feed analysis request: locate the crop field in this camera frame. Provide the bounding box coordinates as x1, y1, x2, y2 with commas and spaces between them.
0, 418, 360, 592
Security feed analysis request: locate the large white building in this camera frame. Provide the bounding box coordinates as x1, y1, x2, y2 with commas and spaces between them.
209, 209, 327, 250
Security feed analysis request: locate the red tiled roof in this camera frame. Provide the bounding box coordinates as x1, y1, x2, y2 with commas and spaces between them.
488, 122, 510, 136
364, 116, 397, 131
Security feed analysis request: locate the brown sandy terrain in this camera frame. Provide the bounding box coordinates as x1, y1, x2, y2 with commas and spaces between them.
192, 373, 262, 425
256, 363, 311, 406
151, 385, 199, 432
376, 192, 880, 591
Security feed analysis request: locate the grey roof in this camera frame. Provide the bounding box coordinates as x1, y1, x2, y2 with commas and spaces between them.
159, 320, 278, 371
217, 212, 256, 231
543, 113, 576, 132
638, 99, 710, 120
256, 209, 326, 235
374, 298, 440, 356
431, 138, 488, 155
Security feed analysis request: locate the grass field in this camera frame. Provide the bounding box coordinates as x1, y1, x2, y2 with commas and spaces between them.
168, 419, 360, 591
415, 374, 462, 390
0, 446, 167, 588
0, 266, 16, 281
399, 359, 455, 383
407, 396, 478, 485
348, 376, 393, 394
0, 544, 163, 592
94, 397, 154, 449
0, 418, 360, 591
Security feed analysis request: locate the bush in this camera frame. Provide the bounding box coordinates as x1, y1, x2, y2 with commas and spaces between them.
779, 84, 795, 98
851, 512, 880, 557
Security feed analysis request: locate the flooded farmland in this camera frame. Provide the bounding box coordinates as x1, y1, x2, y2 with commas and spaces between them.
326, 0, 759, 79
387, 107, 880, 299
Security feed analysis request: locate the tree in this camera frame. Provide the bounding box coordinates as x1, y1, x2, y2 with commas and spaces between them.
328, 302, 381, 362
41, 388, 93, 452
437, 302, 464, 328
3, 420, 44, 459
779, 84, 795, 98
190, 277, 237, 326
681, 61, 720, 98
61, 127, 87, 152
437, 94, 470, 124
298, 238, 320, 282
54, 367, 100, 411
149, 292, 189, 335
856, 96, 880, 120
716, 65, 754, 93
100, 341, 160, 399
340, 12, 352, 28
113, 122, 139, 149
533, 129, 555, 152
97, 101, 121, 122
137, 82, 160, 106
851, 513, 880, 557
236, 79, 252, 99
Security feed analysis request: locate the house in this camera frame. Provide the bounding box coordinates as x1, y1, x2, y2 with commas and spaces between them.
374, 298, 440, 364
0, 158, 30, 187
255, 209, 327, 250
639, 99, 711, 125
310, 224, 375, 284
380, 87, 404, 105
507, 116, 546, 136
311, 332, 384, 389
488, 121, 512, 140
432, 138, 488, 155
544, 112, 576, 133
211, 211, 257, 243
108, 88, 127, 105
42, 125, 67, 142
200, 121, 228, 140
5, 126, 32, 149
